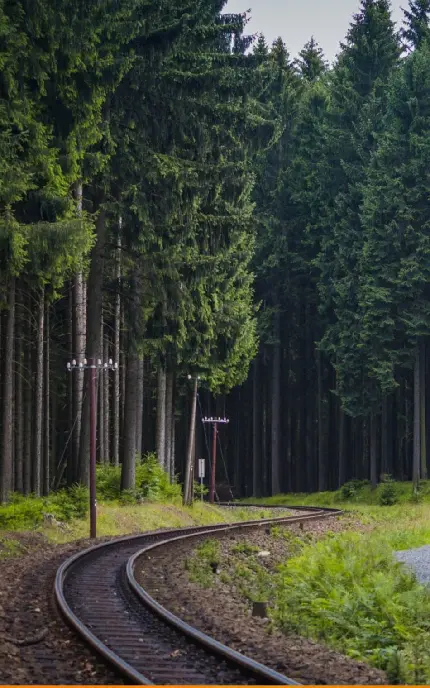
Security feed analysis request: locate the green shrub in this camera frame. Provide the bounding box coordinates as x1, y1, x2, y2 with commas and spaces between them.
340, 478, 370, 501
97, 453, 181, 503
0, 485, 88, 530
185, 538, 221, 587
379, 475, 398, 506
193, 480, 208, 501
273, 531, 430, 683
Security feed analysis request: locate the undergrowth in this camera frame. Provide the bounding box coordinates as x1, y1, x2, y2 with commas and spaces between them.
185, 538, 221, 587
0, 453, 181, 530
271, 531, 430, 684
241, 478, 430, 508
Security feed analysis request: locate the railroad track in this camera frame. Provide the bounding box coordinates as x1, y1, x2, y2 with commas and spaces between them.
55, 504, 341, 685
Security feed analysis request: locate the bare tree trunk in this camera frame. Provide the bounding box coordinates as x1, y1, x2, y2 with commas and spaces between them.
135, 358, 144, 457
170, 410, 176, 482
271, 311, 281, 496
33, 289, 44, 496
413, 347, 421, 489
1, 278, 15, 502
103, 329, 110, 464
338, 407, 346, 487
156, 365, 167, 467
113, 229, 121, 466
252, 355, 262, 497
183, 377, 198, 505
15, 285, 24, 494
67, 281, 74, 484
23, 293, 32, 495
370, 411, 378, 488
72, 272, 85, 478
317, 350, 327, 491
420, 339, 427, 479
121, 353, 139, 490
120, 300, 126, 450
79, 204, 107, 485
43, 304, 50, 495
165, 367, 174, 479
99, 317, 105, 464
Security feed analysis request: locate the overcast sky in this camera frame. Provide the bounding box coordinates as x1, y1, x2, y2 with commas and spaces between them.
225, 0, 405, 63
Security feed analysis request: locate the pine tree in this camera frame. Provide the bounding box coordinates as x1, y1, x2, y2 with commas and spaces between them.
316, 0, 400, 416
401, 0, 430, 50
295, 37, 328, 81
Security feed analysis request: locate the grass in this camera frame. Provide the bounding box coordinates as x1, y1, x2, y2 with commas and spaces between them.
238, 481, 430, 684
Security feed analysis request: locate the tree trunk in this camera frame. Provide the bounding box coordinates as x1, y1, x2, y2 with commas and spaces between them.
99, 318, 105, 464
67, 281, 74, 484
370, 411, 378, 488
72, 271, 85, 479
23, 293, 32, 496
0, 278, 15, 502
113, 229, 121, 466
15, 285, 24, 494
121, 353, 139, 491
135, 358, 144, 457
103, 331, 110, 464
33, 289, 44, 496
413, 347, 421, 489
252, 355, 262, 497
317, 350, 327, 491
271, 312, 281, 496
338, 407, 346, 487
420, 338, 427, 479
165, 367, 174, 479
183, 378, 198, 505
156, 365, 167, 467
79, 203, 107, 485
43, 304, 50, 496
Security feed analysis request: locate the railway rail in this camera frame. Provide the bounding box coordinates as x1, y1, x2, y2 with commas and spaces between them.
55, 504, 341, 685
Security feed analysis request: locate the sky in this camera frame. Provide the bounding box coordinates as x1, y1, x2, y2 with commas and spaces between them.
225, 0, 405, 63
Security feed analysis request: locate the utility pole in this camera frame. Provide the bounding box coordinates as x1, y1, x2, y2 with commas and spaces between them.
67, 357, 117, 538
183, 375, 200, 506
202, 416, 229, 504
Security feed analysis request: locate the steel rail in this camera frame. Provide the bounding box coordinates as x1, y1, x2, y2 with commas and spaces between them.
55, 504, 342, 685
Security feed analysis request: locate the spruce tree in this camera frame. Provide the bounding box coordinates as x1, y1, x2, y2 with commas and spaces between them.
295, 37, 328, 81
401, 0, 430, 50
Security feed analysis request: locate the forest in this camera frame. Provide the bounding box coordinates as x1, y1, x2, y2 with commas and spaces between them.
0, 0, 430, 504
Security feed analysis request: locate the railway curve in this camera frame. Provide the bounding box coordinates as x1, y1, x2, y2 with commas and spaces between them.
55, 504, 341, 685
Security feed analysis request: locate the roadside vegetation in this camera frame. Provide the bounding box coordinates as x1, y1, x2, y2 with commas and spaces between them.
181, 480, 430, 685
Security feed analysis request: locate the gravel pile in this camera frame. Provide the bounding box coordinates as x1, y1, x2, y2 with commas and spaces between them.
395, 545, 430, 584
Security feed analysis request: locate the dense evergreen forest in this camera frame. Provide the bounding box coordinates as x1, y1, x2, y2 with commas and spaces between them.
1, 0, 430, 503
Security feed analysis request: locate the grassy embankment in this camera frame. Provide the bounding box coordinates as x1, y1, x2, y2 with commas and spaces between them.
0, 454, 288, 553
232, 479, 430, 683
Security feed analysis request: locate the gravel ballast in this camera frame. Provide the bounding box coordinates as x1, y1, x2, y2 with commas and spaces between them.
395, 545, 430, 584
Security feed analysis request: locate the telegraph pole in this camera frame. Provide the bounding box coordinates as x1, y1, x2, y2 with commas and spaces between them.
67, 357, 117, 538
202, 416, 229, 504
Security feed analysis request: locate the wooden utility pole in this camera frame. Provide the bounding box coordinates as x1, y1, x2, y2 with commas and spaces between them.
202, 416, 229, 504
67, 357, 117, 538
183, 375, 199, 506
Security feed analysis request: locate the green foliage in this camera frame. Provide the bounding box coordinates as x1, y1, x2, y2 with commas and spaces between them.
0, 485, 88, 529
185, 538, 221, 587
97, 454, 181, 503
379, 475, 398, 506
273, 532, 430, 683
193, 480, 208, 501
341, 479, 371, 501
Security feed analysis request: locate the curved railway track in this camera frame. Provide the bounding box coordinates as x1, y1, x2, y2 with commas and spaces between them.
55, 504, 341, 685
